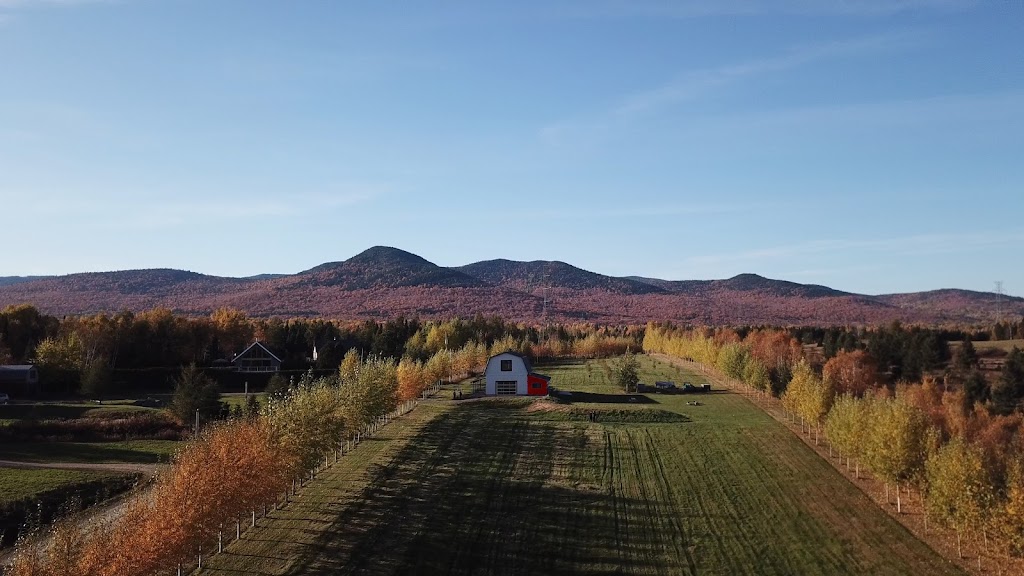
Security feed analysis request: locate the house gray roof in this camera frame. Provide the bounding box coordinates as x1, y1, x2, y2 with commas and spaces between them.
0, 365, 38, 382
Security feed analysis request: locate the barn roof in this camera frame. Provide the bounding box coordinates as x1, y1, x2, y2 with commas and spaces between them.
528, 372, 551, 381
488, 350, 532, 373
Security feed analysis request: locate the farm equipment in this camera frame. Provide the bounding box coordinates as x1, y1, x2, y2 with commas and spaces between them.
654, 381, 677, 393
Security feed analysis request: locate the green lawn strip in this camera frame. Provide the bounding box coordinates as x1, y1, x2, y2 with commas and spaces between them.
0, 439, 179, 464
0, 403, 156, 421
200, 358, 964, 576
198, 402, 450, 575
220, 393, 267, 409
0, 468, 126, 504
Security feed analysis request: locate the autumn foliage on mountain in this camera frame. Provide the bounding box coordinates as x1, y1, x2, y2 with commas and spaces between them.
1, 246, 1020, 325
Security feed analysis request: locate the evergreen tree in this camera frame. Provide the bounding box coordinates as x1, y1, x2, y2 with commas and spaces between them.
170, 364, 223, 425
264, 372, 289, 400
245, 394, 261, 418
953, 338, 978, 373
992, 347, 1024, 414
962, 370, 990, 411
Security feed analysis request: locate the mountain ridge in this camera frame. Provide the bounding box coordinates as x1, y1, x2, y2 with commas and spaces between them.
0, 246, 1020, 325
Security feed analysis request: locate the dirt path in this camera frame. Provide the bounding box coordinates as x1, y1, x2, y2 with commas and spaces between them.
649, 353, 1021, 576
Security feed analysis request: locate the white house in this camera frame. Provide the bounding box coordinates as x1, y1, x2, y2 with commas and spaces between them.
484, 352, 550, 396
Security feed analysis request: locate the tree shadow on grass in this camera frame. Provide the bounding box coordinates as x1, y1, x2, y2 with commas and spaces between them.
283, 403, 687, 576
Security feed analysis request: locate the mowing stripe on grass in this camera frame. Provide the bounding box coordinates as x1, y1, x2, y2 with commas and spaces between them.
199, 358, 965, 576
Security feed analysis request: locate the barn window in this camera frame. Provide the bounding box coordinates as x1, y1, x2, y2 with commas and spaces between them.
500, 360, 512, 371
531, 382, 541, 389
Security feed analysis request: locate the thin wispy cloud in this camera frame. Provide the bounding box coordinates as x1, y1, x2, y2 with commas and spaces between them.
549, 0, 974, 20
616, 32, 923, 117
709, 89, 1024, 133
0, 0, 115, 7
131, 191, 380, 229
392, 202, 756, 224
540, 31, 924, 149
17, 189, 381, 231
687, 230, 1024, 266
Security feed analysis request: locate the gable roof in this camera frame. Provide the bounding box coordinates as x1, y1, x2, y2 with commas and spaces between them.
0, 365, 36, 372
488, 350, 532, 373
0, 365, 37, 382
233, 340, 282, 363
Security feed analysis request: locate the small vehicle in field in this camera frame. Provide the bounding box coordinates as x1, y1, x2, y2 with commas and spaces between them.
654, 381, 677, 393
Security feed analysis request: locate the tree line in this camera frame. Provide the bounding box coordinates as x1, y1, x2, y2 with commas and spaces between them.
0, 304, 640, 396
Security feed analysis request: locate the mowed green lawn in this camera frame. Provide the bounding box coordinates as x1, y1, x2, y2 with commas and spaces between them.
0, 439, 178, 464
199, 357, 963, 576
0, 468, 127, 504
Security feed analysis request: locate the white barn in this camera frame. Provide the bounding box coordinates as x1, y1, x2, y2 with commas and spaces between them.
484, 352, 550, 396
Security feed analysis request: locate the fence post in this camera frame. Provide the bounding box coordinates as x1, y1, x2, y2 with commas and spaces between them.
218, 529, 223, 553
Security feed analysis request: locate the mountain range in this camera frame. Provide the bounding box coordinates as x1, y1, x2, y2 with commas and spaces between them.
0, 246, 1020, 325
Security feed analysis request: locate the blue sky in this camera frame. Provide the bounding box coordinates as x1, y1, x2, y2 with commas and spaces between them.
0, 0, 1021, 295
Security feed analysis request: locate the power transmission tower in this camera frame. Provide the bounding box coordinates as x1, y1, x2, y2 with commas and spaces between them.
995, 280, 1004, 328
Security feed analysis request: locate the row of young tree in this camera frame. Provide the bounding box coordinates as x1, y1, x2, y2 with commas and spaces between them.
7, 352, 409, 576
643, 324, 1024, 561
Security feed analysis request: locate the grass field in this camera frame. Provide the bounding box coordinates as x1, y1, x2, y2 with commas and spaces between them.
221, 392, 267, 409
0, 402, 154, 422
0, 468, 126, 504
199, 357, 963, 576
0, 440, 178, 464
972, 339, 1024, 353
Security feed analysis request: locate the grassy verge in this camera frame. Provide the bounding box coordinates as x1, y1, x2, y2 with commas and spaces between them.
0, 440, 179, 464
221, 392, 267, 410
199, 358, 962, 576
0, 403, 155, 421
0, 468, 124, 504
0, 468, 140, 548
